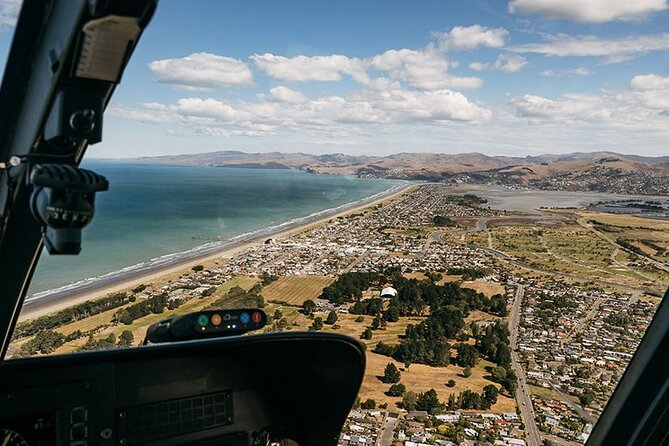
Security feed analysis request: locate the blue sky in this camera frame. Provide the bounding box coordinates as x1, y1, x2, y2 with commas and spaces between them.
1, 0, 669, 157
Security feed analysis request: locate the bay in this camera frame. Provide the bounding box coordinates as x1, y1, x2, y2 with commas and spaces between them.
28, 161, 401, 296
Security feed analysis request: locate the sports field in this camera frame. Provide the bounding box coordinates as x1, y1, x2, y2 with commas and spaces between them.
261, 275, 334, 305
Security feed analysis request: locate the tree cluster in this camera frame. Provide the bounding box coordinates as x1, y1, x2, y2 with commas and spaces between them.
432, 215, 456, 227
350, 298, 383, 316
319, 272, 378, 305
400, 386, 500, 413
376, 305, 464, 366
13, 292, 134, 339
113, 293, 169, 325
382, 363, 401, 383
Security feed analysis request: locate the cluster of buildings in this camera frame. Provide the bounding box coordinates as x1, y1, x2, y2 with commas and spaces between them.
222, 184, 497, 279
515, 278, 659, 443
339, 409, 529, 446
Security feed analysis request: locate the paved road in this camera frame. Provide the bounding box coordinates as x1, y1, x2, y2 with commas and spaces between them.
547, 380, 596, 424
509, 285, 542, 446
377, 413, 399, 446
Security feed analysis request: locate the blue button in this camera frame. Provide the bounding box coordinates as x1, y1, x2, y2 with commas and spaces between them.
240, 312, 250, 324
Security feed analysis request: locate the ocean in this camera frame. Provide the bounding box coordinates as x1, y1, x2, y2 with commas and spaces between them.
27, 161, 401, 297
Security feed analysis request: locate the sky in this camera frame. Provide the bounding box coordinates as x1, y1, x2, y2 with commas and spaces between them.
1, 0, 669, 158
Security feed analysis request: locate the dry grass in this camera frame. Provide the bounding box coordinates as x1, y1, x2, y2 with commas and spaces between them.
582, 211, 669, 231
437, 275, 462, 285
281, 311, 515, 413
261, 275, 334, 305
462, 280, 505, 297
465, 310, 502, 325
404, 272, 428, 281
359, 353, 516, 412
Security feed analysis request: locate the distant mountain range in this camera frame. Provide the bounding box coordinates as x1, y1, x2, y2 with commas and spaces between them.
130, 150, 669, 195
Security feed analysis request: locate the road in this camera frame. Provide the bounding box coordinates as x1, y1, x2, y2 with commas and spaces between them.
561, 295, 606, 345
547, 380, 596, 424
377, 413, 399, 446
509, 284, 542, 446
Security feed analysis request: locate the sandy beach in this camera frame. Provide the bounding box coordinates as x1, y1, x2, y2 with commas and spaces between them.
19, 183, 415, 321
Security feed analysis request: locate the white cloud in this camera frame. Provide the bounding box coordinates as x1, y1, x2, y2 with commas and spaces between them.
253, 48, 482, 91
540, 67, 594, 76
268, 86, 307, 103
630, 73, 669, 90
0, 0, 20, 29
251, 53, 366, 82
369, 48, 482, 89
148, 52, 253, 89
509, 0, 668, 23
469, 54, 528, 73
434, 25, 509, 51
109, 85, 492, 140
511, 33, 669, 64
510, 73, 669, 127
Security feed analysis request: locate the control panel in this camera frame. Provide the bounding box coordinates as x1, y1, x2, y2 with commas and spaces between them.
145, 310, 268, 344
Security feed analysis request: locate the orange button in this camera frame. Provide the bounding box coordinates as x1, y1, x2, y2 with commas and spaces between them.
211, 314, 222, 326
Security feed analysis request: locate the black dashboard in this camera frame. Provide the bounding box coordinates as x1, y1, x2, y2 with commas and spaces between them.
0, 332, 365, 446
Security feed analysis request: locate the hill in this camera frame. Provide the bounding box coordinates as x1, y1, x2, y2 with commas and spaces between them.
129, 151, 669, 195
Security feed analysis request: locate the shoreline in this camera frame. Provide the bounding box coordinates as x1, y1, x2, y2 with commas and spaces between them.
19, 182, 416, 321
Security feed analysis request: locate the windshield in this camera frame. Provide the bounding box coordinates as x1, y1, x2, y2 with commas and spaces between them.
3, 1, 669, 445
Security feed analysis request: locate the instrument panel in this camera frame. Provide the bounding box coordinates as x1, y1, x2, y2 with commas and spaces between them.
0, 332, 365, 446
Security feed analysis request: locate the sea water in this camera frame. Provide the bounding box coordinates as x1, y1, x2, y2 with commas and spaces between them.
27, 161, 401, 297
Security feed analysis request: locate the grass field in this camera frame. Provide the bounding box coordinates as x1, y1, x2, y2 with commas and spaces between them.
280, 310, 515, 413
462, 280, 505, 297
528, 384, 578, 403
261, 275, 334, 305
359, 353, 516, 412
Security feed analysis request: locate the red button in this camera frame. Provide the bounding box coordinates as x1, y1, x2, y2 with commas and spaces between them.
252, 312, 262, 323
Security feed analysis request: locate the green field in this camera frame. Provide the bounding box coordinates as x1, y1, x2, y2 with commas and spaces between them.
261, 275, 334, 305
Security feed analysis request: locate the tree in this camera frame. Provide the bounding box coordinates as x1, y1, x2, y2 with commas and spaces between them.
387, 383, 406, 397
361, 328, 373, 340
326, 310, 338, 325
371, 314, 387, 330
483, 385, 499, 405
433, 215, 455, 227
355, 315, 365, 323
191, 264, 204, 272
401, 391, 418, 410
384, 306, 400, 322
117, 330, 134, 347
383, 363, 401, 383
579, 390, 596, 407
456, 343, 480, 368
446, 379, 456, 387
273, 309, 283, 320
311, 317, 323, 331
302, 299, 316, 316
492, 366, 507, 382
462, 367, 472, 378
416, 389, 441, 413
501, 369, 518, 395
259, 272, 278, 286
361, 399, 376, 409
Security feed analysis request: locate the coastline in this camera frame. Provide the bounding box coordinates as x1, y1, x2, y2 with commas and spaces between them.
19, 182, 416, 321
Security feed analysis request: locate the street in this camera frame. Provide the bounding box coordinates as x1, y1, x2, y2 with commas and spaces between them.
509, 284, 543, 446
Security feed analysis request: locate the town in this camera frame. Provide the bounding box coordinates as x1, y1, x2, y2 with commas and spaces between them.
10, 184, 666, 446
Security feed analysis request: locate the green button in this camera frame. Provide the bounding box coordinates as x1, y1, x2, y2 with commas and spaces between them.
197, 314, 209, 327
